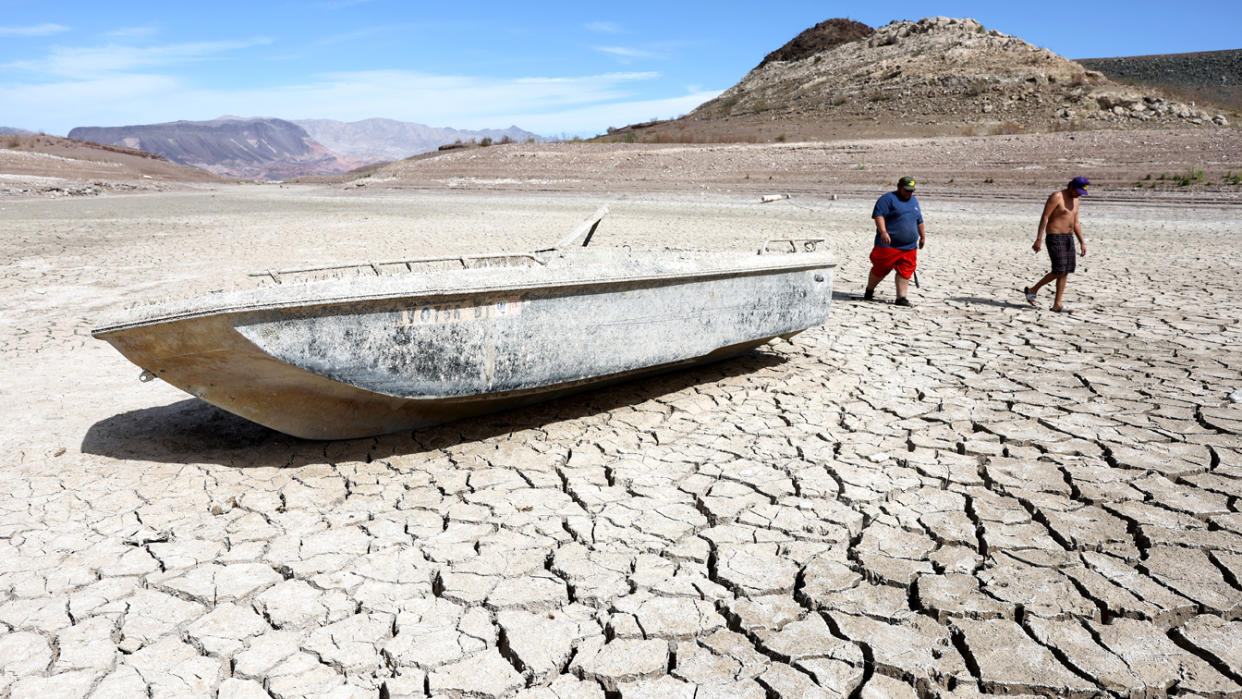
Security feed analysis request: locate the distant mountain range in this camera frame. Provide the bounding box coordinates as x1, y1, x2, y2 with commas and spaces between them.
294, 118, 540, 162
1, 127, 35, 135
66, 117, 543, 180
69, 118, 362, 180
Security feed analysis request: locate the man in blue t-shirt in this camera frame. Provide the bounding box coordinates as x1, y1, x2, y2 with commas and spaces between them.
863, 176, 926, 307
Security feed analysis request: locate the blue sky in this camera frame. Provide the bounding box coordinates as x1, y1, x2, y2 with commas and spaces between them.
1, 1, 1236, 138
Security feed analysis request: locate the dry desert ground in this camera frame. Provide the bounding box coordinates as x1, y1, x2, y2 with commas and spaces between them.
1, 135, 1241, 697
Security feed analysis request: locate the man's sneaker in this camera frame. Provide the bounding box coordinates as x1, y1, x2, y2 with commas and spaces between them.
863, 288, 874, 301
894, 297, 913, 307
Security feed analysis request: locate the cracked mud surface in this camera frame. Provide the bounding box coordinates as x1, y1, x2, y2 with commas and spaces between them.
1, 185, 1240, 697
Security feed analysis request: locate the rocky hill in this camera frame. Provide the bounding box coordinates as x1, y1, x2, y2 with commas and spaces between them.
1077, 49, 1242, 112
294, 118, 540, 162
755, 18, 873, 68
68, 117, 365, 181
603, 17, 1232, 143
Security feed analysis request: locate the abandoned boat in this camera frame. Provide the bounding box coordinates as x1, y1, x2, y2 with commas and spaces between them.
92, 206, 836, 439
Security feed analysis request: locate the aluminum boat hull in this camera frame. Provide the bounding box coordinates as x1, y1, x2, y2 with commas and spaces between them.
94, 245, 835, 439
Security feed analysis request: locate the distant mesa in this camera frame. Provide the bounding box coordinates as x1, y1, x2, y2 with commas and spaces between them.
0, 126, 36, 135
67, 117, 544, 181
602, 16, 1234, 143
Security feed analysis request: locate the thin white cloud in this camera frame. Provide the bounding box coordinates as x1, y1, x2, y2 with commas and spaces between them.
485, 90, 722, 137
304, 0, 375, 8
8, 38, 273, 78
105, 25, 160, 40
512, 71, 659, 86
585, 21, 624, 34
1, 74, 184, 131
300, 69, 664, 116
0, 23, 69, 37
314, 25, 405, 46
595, 46, 659, 59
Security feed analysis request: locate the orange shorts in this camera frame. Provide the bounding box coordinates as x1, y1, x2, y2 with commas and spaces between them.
869, 247, 918, 280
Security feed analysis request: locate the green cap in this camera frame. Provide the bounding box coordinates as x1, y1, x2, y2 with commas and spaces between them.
897, 176, 916, 191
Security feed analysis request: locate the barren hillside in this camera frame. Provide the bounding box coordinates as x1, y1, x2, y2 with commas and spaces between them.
0, 133, 227, 197
1078, 49, 1242, 112
604, 17, 1233, 143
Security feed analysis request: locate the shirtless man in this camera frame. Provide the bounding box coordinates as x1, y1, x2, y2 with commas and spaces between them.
1023, 176, 1088, 312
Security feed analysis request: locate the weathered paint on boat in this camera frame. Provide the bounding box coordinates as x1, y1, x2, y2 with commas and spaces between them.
93, 215, 835, 439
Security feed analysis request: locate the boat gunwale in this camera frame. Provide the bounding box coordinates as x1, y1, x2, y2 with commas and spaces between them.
92, 253, 836, 336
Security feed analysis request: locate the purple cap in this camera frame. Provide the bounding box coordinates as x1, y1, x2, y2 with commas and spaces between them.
1069, 176, 1090, 195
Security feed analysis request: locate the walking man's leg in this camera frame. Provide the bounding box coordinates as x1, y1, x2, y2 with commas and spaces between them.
865, 268, 888, 299
1052, 274, 1068, 311
1029, 271, 1058, 296
895, 274, 909, 300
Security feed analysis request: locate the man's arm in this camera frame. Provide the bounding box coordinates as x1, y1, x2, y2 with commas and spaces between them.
1074, 219, 1086, 256
874, 215, 891, 246
918, 221, 926, 249
1033, 192, 1058, 252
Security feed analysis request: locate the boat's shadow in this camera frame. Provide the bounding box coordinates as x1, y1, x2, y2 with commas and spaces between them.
81, 351, 788, 467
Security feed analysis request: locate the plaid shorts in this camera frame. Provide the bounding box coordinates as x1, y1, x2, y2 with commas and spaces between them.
1047, 234, 1076, 274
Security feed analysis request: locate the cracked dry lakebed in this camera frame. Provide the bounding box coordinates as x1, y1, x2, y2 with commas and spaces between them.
0, 185, 1240, 698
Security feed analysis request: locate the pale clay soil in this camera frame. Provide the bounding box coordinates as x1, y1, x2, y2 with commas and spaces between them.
1, 132, 1241, 697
